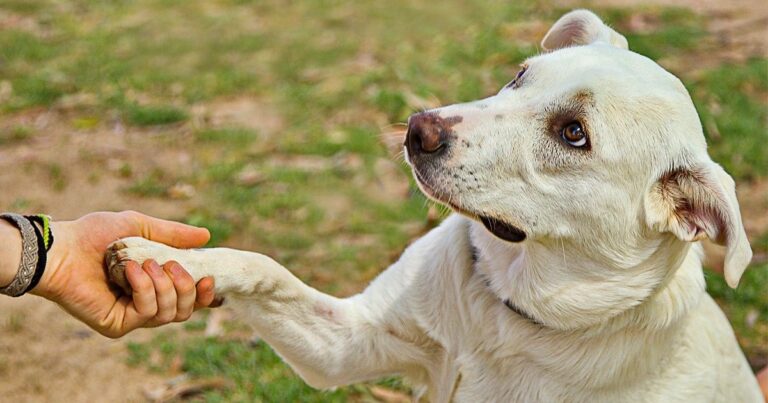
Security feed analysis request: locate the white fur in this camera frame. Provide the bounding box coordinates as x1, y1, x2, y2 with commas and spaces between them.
108, 10, 761, 402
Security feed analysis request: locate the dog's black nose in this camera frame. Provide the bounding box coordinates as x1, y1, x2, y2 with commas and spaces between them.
405, 112, 454, 156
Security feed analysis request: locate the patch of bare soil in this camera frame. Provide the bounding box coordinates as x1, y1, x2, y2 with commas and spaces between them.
0, 109, 199, 219
561, 0, 768, 72
192, 97, 284, 134
0, 108, 204, 402
581, 0, 767, 16
0, 295, 186, 402
0, 94, 288, 401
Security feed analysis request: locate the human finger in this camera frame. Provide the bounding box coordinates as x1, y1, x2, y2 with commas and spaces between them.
120, 211, 211, 249
194, 277, 216, 310
124, 260, 158, 319
143, 259, 177, 325
757, 366, 768, 400
165, 261, 196, 322
112, 260, 160, 337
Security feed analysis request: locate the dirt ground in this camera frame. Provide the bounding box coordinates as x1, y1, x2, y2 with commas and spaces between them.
0, 0, 766, 402
0, 101, 270, 401
0, 109, 204, 402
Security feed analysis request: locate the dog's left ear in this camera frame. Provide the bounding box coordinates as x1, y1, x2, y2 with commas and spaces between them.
541, 9, 628, 51
645, 162, 752, 288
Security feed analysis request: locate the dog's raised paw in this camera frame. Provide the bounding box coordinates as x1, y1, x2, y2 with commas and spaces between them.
105, 240, 134, 295
105, 237, 169, 295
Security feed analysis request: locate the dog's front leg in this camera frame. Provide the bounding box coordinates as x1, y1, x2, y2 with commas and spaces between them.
106, 237, 430, 389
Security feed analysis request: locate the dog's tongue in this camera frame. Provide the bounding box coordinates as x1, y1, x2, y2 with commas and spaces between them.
480, 216, 527, 243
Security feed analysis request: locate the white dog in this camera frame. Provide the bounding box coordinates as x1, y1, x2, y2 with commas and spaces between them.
107, 10, 762, 402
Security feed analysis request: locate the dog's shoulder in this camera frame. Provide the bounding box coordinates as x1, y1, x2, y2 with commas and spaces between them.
409, 213, 478, 296
362, 214, 480, 333
405, 215, 512, 344
360, 213, 475, 313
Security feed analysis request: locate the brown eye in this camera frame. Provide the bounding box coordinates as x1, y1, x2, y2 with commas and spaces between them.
561, 122, 587, 148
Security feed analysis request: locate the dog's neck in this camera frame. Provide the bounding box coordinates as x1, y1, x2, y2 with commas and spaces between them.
468, 220, 706, 331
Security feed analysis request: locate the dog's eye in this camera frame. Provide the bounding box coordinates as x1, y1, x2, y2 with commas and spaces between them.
514, 66, 526, 81
504, 65, 528, 89
561, 122, 588, 147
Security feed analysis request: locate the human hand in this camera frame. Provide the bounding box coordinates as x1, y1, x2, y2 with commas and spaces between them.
31, 211, 216, 338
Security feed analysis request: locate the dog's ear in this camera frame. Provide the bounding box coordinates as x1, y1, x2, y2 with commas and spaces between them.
541, 9, 628, 51
645, 162, 752, 288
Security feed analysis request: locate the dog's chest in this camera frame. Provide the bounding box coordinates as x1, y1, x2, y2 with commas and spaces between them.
450, 352, 559, 402
444, 328, 608, 402
432, 296, 718, 403
419, 278, 594, 401
445, 336, 658, 403
408, 216, 758, 401
419, 261, 663, 401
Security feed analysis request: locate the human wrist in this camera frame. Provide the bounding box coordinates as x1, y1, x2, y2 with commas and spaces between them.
29, 221, 71, 300
0, 219, 23, 287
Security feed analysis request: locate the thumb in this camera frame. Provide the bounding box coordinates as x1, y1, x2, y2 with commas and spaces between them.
123, 211, 210, 248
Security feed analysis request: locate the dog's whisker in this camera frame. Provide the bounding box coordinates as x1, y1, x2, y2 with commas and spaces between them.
378, 129, 407, 136
381, 122, 408, 130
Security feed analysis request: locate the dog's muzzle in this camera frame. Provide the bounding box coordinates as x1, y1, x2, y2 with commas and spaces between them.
405, 112, 526, 243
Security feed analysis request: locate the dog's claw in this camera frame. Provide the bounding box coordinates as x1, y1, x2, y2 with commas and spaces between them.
105, 241, 134, 295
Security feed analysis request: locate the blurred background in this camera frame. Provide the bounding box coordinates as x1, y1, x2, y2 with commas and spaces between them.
0, 0, 765, 401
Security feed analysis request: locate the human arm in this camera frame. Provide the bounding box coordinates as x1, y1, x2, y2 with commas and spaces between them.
0, 211, 217, 338
0, 218, 23, 287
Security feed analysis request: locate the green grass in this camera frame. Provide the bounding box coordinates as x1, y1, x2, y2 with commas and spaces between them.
125, 169, 170, 197
180, 338, 350, 402
127, 329, 411, 402
2, 0, 767, 398
688, 59, 768, 180
123, 103, 188, 126
0, 126, 32, 145
707, 262, 768, 369
195, 128, 259, 146
599, 7, 707, 60
46, 163, 67, 192
185, 211, 236, 247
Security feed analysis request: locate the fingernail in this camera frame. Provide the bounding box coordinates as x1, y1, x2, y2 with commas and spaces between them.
200, 277, 214, 291
127, 261, 141, 276
146, 260, 163, 276
169, 263, 185, 278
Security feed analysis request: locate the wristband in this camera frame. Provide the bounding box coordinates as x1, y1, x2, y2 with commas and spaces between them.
25, 214, 54, 252
0, 213, 40, 297
24, 216, 48, 293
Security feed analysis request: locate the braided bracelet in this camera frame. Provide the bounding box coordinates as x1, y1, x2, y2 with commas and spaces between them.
0, 213, 53, 297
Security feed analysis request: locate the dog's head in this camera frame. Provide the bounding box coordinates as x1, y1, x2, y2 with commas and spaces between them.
404, 10, 751, 296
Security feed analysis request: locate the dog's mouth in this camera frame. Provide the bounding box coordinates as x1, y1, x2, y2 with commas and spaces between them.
412, 168, 527, 243
479, 216, 527, 243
